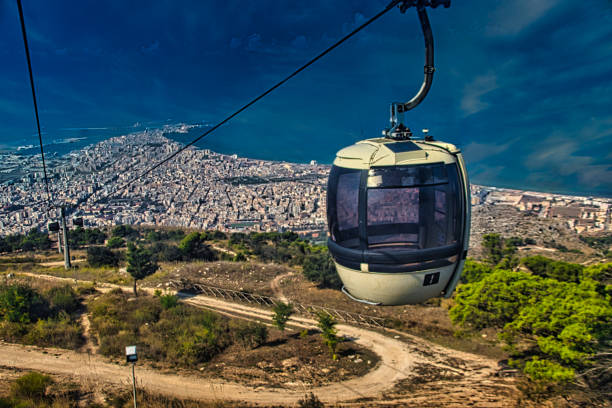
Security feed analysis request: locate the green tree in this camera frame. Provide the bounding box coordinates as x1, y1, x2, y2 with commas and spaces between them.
111, 224, 139, 239
86, 246, 120, 267
126, 242, 159, 296
179, 232, 217, 261
302, 252, 341, 289
459, 259, 492, 284
316, 311, 340, 360
482, 233, 504, 265
106, 236, 125, 249
272, 301, 294, 332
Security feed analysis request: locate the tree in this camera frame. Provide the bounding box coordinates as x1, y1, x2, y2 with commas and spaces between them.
126, 242, 159, 296
111, 224, 139, 239
86, 246, 120, 267
179, 232, 217, 261
272, 301, 294, 332
316, 311, 340, 360
106, 236, 125, 249
302, 252, 342, 289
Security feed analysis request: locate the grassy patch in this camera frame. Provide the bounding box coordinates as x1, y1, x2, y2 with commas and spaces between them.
88, 290, 237, 367
0, 283, 84, 350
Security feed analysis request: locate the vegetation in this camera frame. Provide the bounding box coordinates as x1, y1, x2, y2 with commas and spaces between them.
316, 311, 340, 360
11, 371, 53, 401
111, 224, 140, 240
68, 226, 107, 248
88, 290, 234, 367
0, 228, 51, 254
272, 301, 293, 332
0, 283, 83, 349
87, 246, 121, 267
178, 232, 217, 261
106, 236, 125, 249
230, 320, 268, 349
302, 251, 341, 289
451, 235, 612, 389
126, 242, 159, 296
297, 393, 325, 408
580, 234, 612, 257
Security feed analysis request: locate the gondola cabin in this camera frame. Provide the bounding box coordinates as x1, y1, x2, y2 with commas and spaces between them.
327, 137, 470, 305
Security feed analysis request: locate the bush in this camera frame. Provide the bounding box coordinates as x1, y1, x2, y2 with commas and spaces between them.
159, 294, 179, 310
298, 393, 324, 408
22, 314, 83, 349
10, 371, 53, 400
112, 224, 139, 239
0, 284, 49, 323
87, 246, 120, 267
45, 285, 80, 314
231, 320, 268, 349
302, 252, 341, 289
88, 292, 233, 367
272, 301, 293, 332
316, 311, 340, 360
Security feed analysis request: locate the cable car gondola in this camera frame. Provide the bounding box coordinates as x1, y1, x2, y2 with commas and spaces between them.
326, 0, 470, 305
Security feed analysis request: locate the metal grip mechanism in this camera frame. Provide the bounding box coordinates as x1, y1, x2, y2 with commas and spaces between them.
384, 0, 450, 140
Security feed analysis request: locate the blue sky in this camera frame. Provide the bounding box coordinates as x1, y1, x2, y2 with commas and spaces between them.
1, 0, 611, 196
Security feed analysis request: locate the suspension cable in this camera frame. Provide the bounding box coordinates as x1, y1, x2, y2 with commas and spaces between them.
82, 0, 403, 208
16, 0, 54, 212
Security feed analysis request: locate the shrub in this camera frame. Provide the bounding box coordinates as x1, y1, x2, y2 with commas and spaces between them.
10, 371, 53, 400
45, 285, 80, 314
316, 311, 340, 360
23, 314, 83, 349
159, 294, 179, 310
272, 301, 293, 332
0, 284, 49, 323
87, 246, 120, 267
231, 320, 268, 349
298, 393, 324, 408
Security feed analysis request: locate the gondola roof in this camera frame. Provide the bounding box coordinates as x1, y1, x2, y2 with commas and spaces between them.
334, 138, 460, 169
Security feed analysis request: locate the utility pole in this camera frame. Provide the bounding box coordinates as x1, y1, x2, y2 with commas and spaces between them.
57, 230, 62, 254
60, 207, 71, 269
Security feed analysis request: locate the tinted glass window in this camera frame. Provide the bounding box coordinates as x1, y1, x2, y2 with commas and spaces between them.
327, 166, 362, 248
366, 164, 460, 250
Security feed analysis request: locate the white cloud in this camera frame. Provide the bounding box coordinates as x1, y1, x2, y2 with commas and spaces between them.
486, 0, 561, 37
460, 73, 498, 116
463, 141, 511, 162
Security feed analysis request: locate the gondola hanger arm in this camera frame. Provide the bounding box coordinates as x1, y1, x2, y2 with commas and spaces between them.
386, 0, 450, 140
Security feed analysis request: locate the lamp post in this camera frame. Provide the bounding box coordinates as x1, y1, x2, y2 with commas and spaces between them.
125, 345, 138, 408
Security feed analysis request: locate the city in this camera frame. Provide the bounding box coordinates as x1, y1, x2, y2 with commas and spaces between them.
1, 126, 611, 237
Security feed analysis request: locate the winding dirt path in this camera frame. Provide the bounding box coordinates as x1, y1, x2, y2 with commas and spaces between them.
4, 271, 516, 406
270, 271, 293, 302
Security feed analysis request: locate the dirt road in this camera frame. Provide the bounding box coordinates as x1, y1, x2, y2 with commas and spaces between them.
3, 271, 516, 406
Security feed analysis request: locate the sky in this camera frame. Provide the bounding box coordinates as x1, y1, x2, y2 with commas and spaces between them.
1, 0, 611, 197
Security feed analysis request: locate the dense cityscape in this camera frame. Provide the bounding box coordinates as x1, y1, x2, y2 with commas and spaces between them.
1, 125, 611, 237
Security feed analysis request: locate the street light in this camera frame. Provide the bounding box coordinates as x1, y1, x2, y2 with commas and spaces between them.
125, 345, 138, 408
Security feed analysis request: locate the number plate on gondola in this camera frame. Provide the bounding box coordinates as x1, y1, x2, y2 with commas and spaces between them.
423, 272, 440, 286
